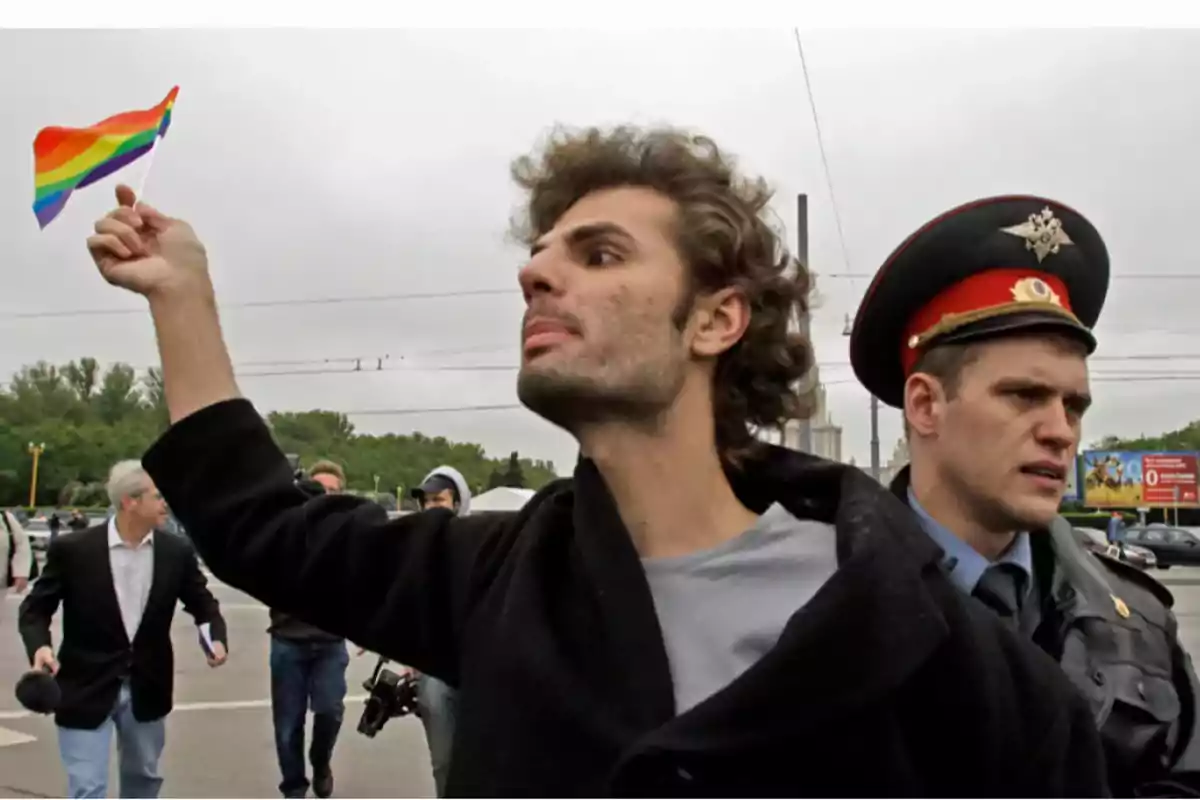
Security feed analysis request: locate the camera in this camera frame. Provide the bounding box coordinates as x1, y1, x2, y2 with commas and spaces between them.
286, 453, 311, 484
286, 453, 327, 498
357, 656, 420, 738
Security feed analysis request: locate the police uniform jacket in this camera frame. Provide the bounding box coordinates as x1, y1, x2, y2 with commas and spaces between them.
890, 467, 1200, 795
142, 397, 1107, 797
840, 189, 1200, 797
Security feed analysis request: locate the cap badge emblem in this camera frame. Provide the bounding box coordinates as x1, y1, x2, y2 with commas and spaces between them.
1010, 276, 1063, 307
1001, 207, 1074, 263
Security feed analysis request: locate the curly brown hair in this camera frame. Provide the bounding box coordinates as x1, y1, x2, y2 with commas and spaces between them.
510, 125, 816, 465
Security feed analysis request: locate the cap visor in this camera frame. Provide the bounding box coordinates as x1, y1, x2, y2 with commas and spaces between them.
931, 310, 1097, 353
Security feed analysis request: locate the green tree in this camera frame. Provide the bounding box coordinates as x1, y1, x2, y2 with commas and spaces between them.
63, 357, 100, 406
0, 357, 560, 506
1096, 421, 1200, 453
95, 363, 143, 425
6, 362, 83, 426
142, 367, 169, 431
502, 451, 525, 488
486, 467, 504, 490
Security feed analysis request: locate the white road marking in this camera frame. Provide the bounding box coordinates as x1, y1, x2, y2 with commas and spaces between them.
0, 725, 37, 748
6, 595, 266, 611
0, 694, 366, 722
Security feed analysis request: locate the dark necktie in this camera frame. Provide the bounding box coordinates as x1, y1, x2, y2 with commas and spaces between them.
974, 564, 1027, 629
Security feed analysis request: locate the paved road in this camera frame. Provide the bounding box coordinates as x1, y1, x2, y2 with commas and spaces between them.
5, 566, 1200, 798
0, 576, 435, 799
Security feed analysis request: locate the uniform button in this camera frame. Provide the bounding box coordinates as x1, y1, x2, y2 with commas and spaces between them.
677, 767, 694, 781
1092, 670, 1106, 686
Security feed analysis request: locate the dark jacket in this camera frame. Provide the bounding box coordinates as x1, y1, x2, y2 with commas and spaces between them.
144, 399, 1108, 797
891, 467, 1200, 795
18, 524, 228, 729
268, 609, 342, 643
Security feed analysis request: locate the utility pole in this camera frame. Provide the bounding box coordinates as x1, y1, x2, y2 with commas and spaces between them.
842, 312, 882, 481
27, 442, 45, 508
795, 193, 813, 453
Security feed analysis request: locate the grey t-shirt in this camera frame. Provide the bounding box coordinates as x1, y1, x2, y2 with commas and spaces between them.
642, 502, 838, 714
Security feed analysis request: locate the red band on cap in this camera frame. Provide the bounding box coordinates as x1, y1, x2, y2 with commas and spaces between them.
901, 268, 1074, 375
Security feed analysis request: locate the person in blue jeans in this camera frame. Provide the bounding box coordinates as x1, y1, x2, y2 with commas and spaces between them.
269, 637, 349, 798
1106, 511, 1125, 544
409, 466, 471, 798
268, 460, 350, 799
56, 682, 164, 798
19, 461, 228, 799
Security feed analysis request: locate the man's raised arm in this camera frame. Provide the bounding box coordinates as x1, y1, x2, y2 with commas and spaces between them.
87, 183, 239, 423
87, 184, 508, 682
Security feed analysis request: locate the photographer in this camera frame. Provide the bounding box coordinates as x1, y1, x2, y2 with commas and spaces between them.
357, 466, 468, 798
408, 467, 469, 798
268, 460, 349, 800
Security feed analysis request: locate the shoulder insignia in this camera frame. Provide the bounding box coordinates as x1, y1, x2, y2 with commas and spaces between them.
1092, 551, 1176, 609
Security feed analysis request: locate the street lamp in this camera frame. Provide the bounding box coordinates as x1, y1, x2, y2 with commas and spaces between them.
27, 442, 45, 508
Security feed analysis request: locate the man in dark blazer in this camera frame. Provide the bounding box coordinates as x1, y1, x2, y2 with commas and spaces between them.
19, 460, 228, 799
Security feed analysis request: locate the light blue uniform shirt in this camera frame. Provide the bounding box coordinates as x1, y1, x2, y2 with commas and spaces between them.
908, 489, 1039, 631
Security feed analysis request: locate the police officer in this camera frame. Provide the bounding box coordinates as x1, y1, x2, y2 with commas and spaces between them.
849, 195, 1200, 795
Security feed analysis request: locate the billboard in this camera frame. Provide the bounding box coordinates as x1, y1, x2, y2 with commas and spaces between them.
1081, 451, 1200, 508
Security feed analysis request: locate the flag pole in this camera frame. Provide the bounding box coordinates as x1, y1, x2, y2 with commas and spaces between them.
133, 140, 160, 205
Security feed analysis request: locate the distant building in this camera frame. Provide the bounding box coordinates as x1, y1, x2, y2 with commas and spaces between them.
765, 366, 843, 462
878, 437, 910, 486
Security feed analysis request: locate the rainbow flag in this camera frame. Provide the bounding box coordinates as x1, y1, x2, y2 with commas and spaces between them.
33, 86, 179, 229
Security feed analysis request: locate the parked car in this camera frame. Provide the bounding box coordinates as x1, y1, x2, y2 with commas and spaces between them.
23, 519, 52, 552
1072, 527, 1158, 570
1122, 526, 1200, 568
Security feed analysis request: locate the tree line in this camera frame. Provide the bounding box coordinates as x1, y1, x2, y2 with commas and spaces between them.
1094, 421, 1200, 454
0, 358, 558, 508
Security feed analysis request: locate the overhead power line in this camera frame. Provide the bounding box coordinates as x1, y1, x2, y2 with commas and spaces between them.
328, 374, 1200, 422
817, 272, 1200, 281
232, 344, 508, 369
0, 287, 522, 321
793, 27, 854, 295
228, 348, 1200, 373
238, 364, 517, 378
215, 350, 1200, 383
228, 355, 1200, 382
22, 347, 1200, 388
3, 277, 1199, 324
816, 353, 1200, 367
344, 403, 524, 417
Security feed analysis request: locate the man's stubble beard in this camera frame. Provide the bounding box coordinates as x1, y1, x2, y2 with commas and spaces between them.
517, 348, 688, 436
948, 463, 1050, 535
519, 282, 698, 436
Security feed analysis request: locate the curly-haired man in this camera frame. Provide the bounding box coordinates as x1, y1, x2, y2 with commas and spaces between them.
89, 126, 1105, 796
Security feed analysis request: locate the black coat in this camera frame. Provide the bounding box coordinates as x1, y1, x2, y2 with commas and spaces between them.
144, 399, 1108, 797
18, 524, 228, 729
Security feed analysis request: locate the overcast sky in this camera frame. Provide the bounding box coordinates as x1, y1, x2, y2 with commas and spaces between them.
2, 28, 1198, 474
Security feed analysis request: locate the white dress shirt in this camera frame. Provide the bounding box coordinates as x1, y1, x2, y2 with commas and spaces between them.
2, 511, 32, 582
108, 517, 155, 642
